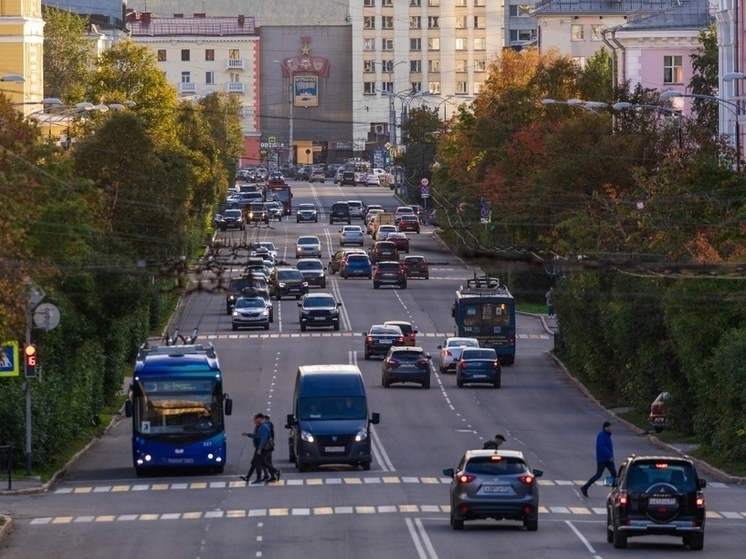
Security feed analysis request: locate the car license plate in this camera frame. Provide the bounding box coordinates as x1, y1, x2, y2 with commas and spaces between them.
649, 498, 676, 505
314, 317, 326, 321
472, 374, 487, 379
483, 485, 509, 493
325, 446, 345, 453
380, 339, 393, 344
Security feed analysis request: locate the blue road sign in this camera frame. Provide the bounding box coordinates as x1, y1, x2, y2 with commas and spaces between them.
0, 341, 19, 377
480, 206, 490, 218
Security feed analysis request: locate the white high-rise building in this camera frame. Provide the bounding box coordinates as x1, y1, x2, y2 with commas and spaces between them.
349, 0, 504, 151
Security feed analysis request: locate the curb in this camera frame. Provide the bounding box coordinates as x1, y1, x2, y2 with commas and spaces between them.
0, 516, 14, 544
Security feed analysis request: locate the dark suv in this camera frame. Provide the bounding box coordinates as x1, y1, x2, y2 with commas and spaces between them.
268, 267, 309, 300
225, 276, 269, 315
605, 455, 706, 550
330, 202, 351, 225
298, 293, 341, 331
381, 346, 432, 388
369, 241, 399, 263
247, 202, 269, 225
373, 261, 407, 289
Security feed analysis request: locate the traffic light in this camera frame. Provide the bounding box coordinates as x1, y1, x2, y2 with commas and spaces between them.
24, 344, 37, 378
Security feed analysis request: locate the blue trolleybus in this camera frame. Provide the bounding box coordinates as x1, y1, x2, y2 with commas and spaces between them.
125, 330, 233, 476
452, 275, 516, 365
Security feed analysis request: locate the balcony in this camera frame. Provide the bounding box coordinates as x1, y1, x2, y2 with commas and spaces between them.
225, 58, 245, 70
225, 82, 245, 94
179, 82, 197, 94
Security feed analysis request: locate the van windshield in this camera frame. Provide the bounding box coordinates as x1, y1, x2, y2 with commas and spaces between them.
299, 397, 366, 420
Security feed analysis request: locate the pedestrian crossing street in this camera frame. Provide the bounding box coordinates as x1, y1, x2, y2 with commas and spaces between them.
197, 333, 551, 341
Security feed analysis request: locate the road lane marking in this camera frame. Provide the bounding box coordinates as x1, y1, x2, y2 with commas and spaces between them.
565, 520, 597, 555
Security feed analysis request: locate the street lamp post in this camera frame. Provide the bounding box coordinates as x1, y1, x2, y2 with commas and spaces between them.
273, 60, 294, 166
613, 101, 684, 150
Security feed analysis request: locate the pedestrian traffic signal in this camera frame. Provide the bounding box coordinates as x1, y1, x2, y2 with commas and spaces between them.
24, 344, 37, 378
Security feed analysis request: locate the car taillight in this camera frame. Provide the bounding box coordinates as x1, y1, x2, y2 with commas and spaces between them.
696, 492, 705, 508
416, 358, 429, 366
397, 337, 404, 344
509, 334, 515, 346
457, 474, 475, 484
617, 492, 629, 506
459, 362, 467, 370
518, 475, 535, 485
493, 361, 500, 369
443, 350, 452, 357
385, 358, 399, 367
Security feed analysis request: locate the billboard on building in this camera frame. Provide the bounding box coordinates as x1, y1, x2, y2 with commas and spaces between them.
294, 76, 318, 108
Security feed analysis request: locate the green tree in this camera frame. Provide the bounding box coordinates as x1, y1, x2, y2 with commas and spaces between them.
42, 6, 94, 104
198, 93, 244, 187
689, 23, 719, 134
578, 48, 613, 103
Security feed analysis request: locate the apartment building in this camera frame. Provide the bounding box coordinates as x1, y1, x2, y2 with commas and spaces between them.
349, 0, 504, 150
128, 12, 261, 165
0, 0, 44, 113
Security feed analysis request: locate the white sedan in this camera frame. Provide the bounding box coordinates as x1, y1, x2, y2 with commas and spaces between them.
437, 337, 480, 374
376, 225, 397, 241
339, 225, 365, 247
364, 173, 381, 187
295, 236, 322, 258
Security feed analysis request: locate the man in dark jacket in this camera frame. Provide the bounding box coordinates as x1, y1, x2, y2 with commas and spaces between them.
483, 434, 506, 450
580, 421, 616, 497
240, 413, 265, 484
255, 414, 280, 483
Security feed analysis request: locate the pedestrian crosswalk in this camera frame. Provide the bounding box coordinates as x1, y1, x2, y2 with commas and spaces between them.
27, 504, 746, 526
197, 333, 551, 340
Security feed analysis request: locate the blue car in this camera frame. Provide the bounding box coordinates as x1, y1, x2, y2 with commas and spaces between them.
341, 254, 372, 279
456, 348, 502, 388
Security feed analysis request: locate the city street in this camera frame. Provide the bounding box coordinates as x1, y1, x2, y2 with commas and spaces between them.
2, 180, 745, 559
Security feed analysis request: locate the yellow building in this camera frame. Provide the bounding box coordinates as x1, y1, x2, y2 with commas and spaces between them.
0, 0, 44, 114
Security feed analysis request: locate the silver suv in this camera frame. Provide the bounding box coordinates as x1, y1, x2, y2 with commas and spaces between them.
444, 449, 543, 531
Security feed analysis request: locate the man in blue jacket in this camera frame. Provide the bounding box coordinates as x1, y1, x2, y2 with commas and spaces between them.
255, 414, 280, 484
580, 421, 616, 497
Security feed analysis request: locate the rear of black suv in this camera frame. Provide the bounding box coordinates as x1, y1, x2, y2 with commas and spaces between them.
330, 202, 351, 225
605, 456, 706, 550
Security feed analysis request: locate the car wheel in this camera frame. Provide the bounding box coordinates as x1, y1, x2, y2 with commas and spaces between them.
314, 218, 318, 222
364, 352, 370, 361
296, 459, 308, 473
296, 295, 301, 300
425, 274, 429, 280
606, 512, 614, 543
400, 282, 407, 289
422, 378, 430, 389
654, 426, 664, 433
264, 324, 269, 331
300, 323, 306, 332
296, 218, 300, 223
347, 219, 351, 224
333, 323, 339, 331
232, 324, 238, 331
321, 281, 326, 288
361, 461, 371, 471
688, 534, 704, 551
269, 311, 274, 323
367, 274, 372, 280
451, 512, 464, 531
288, 443, 296, 462
493, 374, 501, 388
505, 356, 515, 365
524, 516, 538, 531
612, 523, 627, 549
457, 377, 464, 388
276, 293, 282, 300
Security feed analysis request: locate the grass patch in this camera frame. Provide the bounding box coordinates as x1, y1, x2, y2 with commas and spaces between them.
517, 302, 547, 314
0, 516, 4, 527
691, 446, 746, 478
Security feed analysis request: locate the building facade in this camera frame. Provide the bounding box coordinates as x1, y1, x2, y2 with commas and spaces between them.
0, 0, 44, 113
349, 0, 504, 151
128, 12, 262, 165
259, 26, 354, 166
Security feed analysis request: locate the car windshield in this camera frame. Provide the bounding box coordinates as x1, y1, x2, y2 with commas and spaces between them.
465, 456, 528, 476
626, 462, 697, 492
298, 204, 315, 211
258, 242, 276, 251
401, 215, 418, 221
380, 226, 396, 232
299, 397, 366, 421
397, 207, 414, 214
343, 227, 361, 233
378, 264, 400, 272
386, 323, 412, 335
297, 260, 323, 270
391, 350, 424, 361
235, 298, 265, 309
303, 296, 336, 308
370, 326, 402, 336
347, 256, 369, 264
224, 210, 241, 218
405, 257, 424, 264
278, 270, 304, 281
462, 349, 497, 360
298, 237, 319, 246
348, 202, 362, 208
448, 338, 479, 348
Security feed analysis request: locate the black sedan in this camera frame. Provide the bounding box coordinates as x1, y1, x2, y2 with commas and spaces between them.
363, 324, 405, 360
298, 293, 341, 331
296, 258, 327, 288
381, 346, 431, 388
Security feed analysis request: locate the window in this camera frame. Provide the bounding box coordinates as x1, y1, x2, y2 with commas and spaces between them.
157, 49, 166, 62
205, 71, 215, 84
509, 5, 517, 16
364, 38, 376, 51
382, 81, 393, 93
410, 60, 422, 72
411, 81, 422, 92
591, 24, 605, 41
181, 71, 191, 83
456, 16, 467, 29
474, 37, 486, 50
456, 60, 467, 72
456, 0, 466, 5
381, 60, 394, 72
364, 16, 375, 29
573, 56, 586, 69
364, 60, 376, 73
229, 49, 239, 59
474, 60, 486, 72
474, 16, 486, 28
410, 0, 421, 5
428, 16, 439, 29
474, 0, 485, 5
474, 81, 483, 94
428, 59, 440, 72
382, 38, 394, 51
382, 16, 394, 28
205, 49, 215, 61
410, 16, 421, 29
364, 82, 376, 94
455, 37, 467, 50
428, 0, 440, 5
571, 25, 584, 41
181, 49, 190, 62
510, 4, 533, 16
428, 81, 441, 94
428, 37, 440, 50
664, 55, 683, 84
456, 81, 468, 94
382, 0, 393, 6
364, 0, 374, 5
510, 29, 535, 42
410, 38, 422, 51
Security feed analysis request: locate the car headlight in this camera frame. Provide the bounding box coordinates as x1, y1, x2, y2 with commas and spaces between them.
232, 311, 240, 317
301, 282, 309, 287
354, 428, 368, 442
279, 282, 286, 288
259, 309, 268, 316
301, 430, 315, 443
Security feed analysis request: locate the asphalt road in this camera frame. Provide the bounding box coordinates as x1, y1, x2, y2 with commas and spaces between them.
3, 180, 746, 559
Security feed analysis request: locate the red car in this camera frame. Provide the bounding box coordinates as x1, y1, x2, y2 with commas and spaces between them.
649, 391, 669, 433
398, 214, 421, 233
386, 232, 410, 254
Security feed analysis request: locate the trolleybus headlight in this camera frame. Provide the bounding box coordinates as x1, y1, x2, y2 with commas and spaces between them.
145, 454, 152, 462
208, 453, 214, 460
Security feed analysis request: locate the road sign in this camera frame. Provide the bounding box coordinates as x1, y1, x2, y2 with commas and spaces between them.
33, 303, 61, 331
421, 186, 430, 197
268, 136, 276, 144
0, 341, 19, 377
24, 278, 45, 309
420, 178, 429, 187
480, 206, 490, 218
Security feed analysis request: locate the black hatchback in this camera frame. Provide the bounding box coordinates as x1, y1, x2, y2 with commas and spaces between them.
381, 346, 432, 388
364, 324, 405, 360
605, 455, 706, 550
